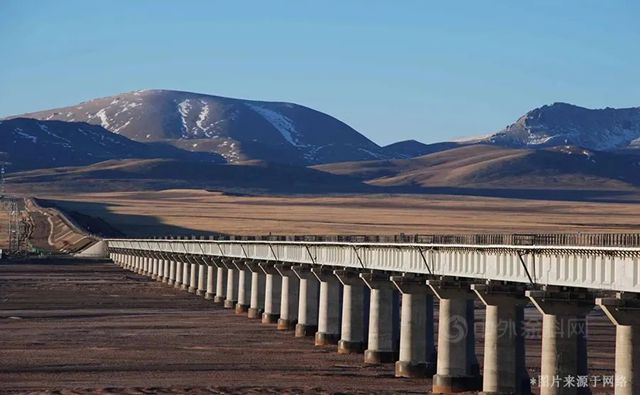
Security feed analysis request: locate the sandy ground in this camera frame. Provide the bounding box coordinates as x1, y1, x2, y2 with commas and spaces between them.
0, 259, 618, 394
38, 190, 640, 237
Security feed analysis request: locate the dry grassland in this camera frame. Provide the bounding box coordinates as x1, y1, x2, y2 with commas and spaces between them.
40, 189, 640, 237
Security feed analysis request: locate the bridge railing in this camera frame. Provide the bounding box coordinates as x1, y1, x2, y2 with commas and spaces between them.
153, 233, 640, 247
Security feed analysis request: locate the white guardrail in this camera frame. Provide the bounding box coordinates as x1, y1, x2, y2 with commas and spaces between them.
106, 239, 640, 292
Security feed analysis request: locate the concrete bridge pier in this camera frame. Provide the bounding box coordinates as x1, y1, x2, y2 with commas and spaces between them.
180, 258, 190, 291
245, 261, 266, 319
160, 259, 167, 282
361, 272, 399, 364
472, 283, 529, 395
144, 256, 152, 276
195, 260, 206, 296
137, 256, 146, 275
235, 260, 252, 314
161, 259, 170, 283
140, 256, 148, 275
174, 260, 183, 289
428, 279, 481, 393
213, 259, 227, 304
311, 267, 342, 346
391, 274, 436, 378
132, 255, 140, 273
335, 269, 367, 354
259, 262, 281, 324
526, 288, 593, 395
136, 255, 143, 274
275, 263, 299, 330
156, 258, 164, 281
292, 265, 319, 337
205, 261, 216, 300
150, 258, 159, 280
596, 293, 640, 395
187, 260, 198, 293
154, 258, 162, 280
223, 261, 238, 309
168, 259, 177, 286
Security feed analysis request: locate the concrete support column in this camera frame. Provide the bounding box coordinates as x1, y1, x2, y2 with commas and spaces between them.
168, 259, 177, 285
188, 261, 198, 293
335, 270, 367, 353
205, 263, 215, 300
245, 261, 266, 319
151, 258, 159, 280
224, 262, 238, 309
140, 256, 148, 275
527, 288, 594, 395
293, 265, 320, 337
174, 260, 183, 288
596, 293, 640, 395
214, 260, 227, 304
145, 257, 152, 276
259, 262, 282, 324
311, 267, 342, 346
181, 258, 190, 290
472, 284, 529, 395
235, 261, 252, 314
361, 272, 399, 364
196, 261, 206, 296
155, 258, 162, 280
162, 259, 170, 283
428, 279, 481, 393
391, 275, 436, 378
137, 256, 143, 274
275, 264, 299, 330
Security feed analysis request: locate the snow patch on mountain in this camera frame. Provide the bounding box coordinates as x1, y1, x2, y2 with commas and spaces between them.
177, 99, 192, 137
245, 103, 304, 147
95, 108, 111, 130
14, 128, 38, 143
196, 100, 210, 133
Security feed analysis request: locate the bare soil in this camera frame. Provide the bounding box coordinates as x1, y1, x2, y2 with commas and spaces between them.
0, 259, 426, 394
0, 259, 617, 394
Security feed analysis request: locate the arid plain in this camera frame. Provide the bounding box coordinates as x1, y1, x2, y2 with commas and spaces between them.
35, 189, 640, 238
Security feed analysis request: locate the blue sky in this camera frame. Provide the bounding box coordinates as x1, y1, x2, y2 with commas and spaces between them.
1, 1, 639, 145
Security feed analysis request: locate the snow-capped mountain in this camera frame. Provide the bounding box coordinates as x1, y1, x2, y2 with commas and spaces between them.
487, 103, 640, 151
0, 118, 221, 171
10, 89, 388, 165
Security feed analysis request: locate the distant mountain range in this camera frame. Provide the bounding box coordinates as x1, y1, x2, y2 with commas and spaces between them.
3, 90, 640, 196
10, 89, 395, 165
0, 117, 221, 171
485, 102, 640, 151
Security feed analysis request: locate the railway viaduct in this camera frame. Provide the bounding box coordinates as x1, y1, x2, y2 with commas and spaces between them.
106, 234, 640, 395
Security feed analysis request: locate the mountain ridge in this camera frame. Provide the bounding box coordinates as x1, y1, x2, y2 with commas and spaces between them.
8, 89, 390, 165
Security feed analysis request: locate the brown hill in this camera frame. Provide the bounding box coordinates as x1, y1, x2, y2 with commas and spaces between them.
7, 158, 378, 195
313, 144, 640, 189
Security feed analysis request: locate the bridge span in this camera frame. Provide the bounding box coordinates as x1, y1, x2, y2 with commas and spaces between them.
106, 235, 640, 395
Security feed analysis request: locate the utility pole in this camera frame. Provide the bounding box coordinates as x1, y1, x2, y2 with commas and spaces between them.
0, 164, 5, 198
